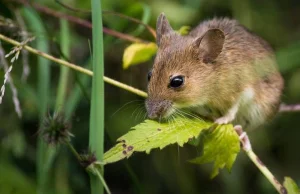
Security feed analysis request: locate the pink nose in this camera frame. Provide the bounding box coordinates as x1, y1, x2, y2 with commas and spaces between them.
145, 99, 172, 119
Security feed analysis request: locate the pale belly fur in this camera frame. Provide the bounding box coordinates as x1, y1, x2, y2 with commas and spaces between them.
192, 88, 265, 130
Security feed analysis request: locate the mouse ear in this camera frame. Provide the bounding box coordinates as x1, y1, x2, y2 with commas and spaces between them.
156, 13, 174, 46
194, 29, 225, 64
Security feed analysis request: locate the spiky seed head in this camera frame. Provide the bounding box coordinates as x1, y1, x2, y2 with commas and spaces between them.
41, 112, 73, 146
79, 150, 97, 168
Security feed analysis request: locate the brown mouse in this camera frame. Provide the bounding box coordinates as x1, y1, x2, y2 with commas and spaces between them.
146, 13, 284, 131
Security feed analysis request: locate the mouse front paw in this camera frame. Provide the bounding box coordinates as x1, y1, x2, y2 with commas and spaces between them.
215, 114, 235, 125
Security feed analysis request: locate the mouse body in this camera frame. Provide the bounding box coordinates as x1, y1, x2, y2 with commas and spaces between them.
146, 13, 284, 130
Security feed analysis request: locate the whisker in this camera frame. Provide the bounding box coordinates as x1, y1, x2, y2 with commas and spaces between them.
131, 104, 144, 120
175, 108, 204, 122
173, 109, 199, 142
170, 114, 176, 130
111, 100, 143, 118
143, 111, 148, 120
159, 115, 162, 124
135, 106, 146, 121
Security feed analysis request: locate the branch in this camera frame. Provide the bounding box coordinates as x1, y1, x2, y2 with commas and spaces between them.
55, 0, 90, 13
235, 126, 287, 194
279, 104, 300, 112
103, 11, 156, 38
54, 0, 156, 38
0, 33, 148, 98
10, 0, 146, 43
246, 150, 287, 194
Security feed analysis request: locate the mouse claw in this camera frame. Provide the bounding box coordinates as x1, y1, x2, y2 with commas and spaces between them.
234, 125, 251, 151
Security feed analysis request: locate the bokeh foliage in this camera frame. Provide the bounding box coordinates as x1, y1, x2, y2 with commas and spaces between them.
0, 0, 300, 194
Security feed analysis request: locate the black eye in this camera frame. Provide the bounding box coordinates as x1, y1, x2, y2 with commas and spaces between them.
147, 71, 152, 82
169, 75, 184, 88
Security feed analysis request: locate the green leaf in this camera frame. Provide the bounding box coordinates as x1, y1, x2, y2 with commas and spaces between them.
177, 26, 191, 35
283, 177, 300, 194
103, 117, 240, 179
103, 118, 212, 164
189, 124, 240, 178
122, 42, 157, 69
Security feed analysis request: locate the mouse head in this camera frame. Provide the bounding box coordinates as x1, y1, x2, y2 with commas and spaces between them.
146, 13, 225, 119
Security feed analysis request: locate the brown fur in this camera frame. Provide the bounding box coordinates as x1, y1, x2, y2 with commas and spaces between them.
146, 14, 284, 129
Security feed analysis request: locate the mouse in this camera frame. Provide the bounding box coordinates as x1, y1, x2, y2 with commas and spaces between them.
145, 13, 284, 132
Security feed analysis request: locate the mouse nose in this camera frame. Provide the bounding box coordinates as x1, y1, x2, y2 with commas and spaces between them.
145, 99, 172, 119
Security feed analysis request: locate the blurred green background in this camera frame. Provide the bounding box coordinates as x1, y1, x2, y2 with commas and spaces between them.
0, 0, 300, 194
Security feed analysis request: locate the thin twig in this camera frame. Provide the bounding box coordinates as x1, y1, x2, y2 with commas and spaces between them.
11, 0, 146, 43
279, 104, 300, 112
1, 33, 299, 110
54, 0, 157, 38
245, 150, 287, 194
103, 11, 156, 38
55, 0, 90, 13
0, 33, 148, 98
65, 141, 82, 162
235, 126, 287, 194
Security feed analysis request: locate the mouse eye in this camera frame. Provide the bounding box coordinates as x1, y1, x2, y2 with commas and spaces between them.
169, 75, 185, 88
147, 71, 152, 82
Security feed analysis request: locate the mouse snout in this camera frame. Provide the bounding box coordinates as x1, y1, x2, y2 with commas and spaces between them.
145, 99, 172, 119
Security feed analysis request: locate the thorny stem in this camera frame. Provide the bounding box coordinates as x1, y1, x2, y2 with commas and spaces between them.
11, 0, 146, 43
235, 127, 287, 194
0, 33, 148, 98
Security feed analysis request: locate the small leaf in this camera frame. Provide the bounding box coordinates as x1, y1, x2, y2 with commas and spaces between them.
122, 42, 157, 69
177, 26, 191, 35
189, 124, 240, 178
283, 177, 300, 194
103, 117, 212, 164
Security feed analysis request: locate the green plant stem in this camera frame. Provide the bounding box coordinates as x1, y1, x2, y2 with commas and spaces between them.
0, 33, 148, 98
55, 19, 70, 111
52, 19, 72, 194
89, 0, 105, 193
65, 141, 81, 162
22, 7, 52, 194
245, 149, 286, 194
95, 168, 111, 194
65, 61, 91, 119
237, 128, 287, 194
